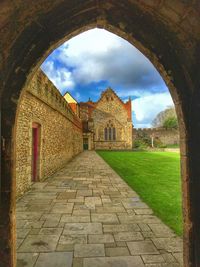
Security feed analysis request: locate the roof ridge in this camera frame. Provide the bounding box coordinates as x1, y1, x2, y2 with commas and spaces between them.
96, 87, 125, 104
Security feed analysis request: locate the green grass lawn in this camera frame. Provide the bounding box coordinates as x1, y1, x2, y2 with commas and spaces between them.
97, 151, 182, 236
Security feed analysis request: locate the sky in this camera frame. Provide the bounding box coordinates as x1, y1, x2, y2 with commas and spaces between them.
41, 28, 174, 128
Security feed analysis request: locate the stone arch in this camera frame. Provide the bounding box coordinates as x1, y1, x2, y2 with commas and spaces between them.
0, 1, 200, 266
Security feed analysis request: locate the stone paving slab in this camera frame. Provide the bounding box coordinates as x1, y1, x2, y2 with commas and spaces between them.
59, 234, 87, 245
127, 240, 159, 255
83, 256, 145, 267
91, 213, 119, 223
142, 254, 165, 264
18, 235, 60, 252
114, 231, 144, 241
17, 253, 39, 267
103, 223, 140, 233
63, 222, 102, 235
105, 247, 130, 256
17, 151, 183, 267
152, 238, 183, 253
34, 252, 73, 267
74, 244, 105, 257
88, 234, 115, 244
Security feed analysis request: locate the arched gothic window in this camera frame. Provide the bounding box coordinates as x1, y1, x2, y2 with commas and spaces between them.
104, 128, 108, 141
104, 122, 116, 141
109, 127, 112, 140
113, 127, 116, 140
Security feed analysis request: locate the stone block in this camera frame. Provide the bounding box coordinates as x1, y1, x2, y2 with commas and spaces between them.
152, 238, 183, 253
83, 256, 145, 267
105, 247, 130, 256
141, 254, 165, 263
59, 234, 87, 245
38, 228, 63, 235
74, 244, 105, 257
85, 197, 102, 208
61, 215, 90, 223
57, 192, 76, 199
148, 224, 175, 237
127, 241, 159, 255
18, 234, 60, 252
17, 253, 39, 267
64, 223, 102, 235
88, 234, 114, 244
91, 213, 119, 223
114, 231, 143, 242
77, 190, 93, 197
103, 223, 140, 233
34, 252, 73, 267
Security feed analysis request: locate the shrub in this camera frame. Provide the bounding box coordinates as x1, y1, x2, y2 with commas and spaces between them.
134, 131, 151, 149
134, 139, 148, 149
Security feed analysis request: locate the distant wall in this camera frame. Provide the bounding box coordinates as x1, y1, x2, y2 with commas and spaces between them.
133, 128, 179, 146
16, 70, 83, 198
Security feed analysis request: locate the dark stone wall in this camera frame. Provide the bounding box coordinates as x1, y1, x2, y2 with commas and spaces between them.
0, 1, 200, 266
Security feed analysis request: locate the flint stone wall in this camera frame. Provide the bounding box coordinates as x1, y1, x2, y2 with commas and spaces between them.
16, 70, 83, 198
133, 128, 179, 146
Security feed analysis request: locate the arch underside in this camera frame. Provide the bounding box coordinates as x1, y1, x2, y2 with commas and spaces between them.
0, 1, 200, 266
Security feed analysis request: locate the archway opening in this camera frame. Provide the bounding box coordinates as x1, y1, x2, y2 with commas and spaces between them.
1, 2, 200, 267
15, 28, 182, 267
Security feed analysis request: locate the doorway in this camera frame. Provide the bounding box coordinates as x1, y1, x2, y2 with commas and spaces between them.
32, 122, 41, 182
83, 138, 89, 150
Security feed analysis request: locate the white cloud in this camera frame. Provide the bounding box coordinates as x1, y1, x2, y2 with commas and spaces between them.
41, 61, 75, 93
42, 28, 165, 91
132, 92, 174, 128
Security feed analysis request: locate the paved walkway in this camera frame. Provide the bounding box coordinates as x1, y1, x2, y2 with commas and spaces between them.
17, 151, 183, 267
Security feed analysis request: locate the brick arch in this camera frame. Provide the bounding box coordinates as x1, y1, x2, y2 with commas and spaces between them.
0, 1, 200, 266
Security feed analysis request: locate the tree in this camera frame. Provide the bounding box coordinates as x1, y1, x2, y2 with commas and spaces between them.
163, 116, 178, 129
152, 106, 177, 128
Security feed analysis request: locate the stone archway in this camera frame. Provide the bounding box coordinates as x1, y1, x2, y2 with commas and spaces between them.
0, 1, 200, 266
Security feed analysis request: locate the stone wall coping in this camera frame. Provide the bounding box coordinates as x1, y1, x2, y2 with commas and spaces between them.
135, 127, 178, 132
95, 140, 126, 143
27, 70, 82, 129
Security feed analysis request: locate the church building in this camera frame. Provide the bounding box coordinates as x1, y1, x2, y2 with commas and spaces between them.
65, 88, 133, 150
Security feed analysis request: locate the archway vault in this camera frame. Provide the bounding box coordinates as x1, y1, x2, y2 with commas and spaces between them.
0, 1, 200, 266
